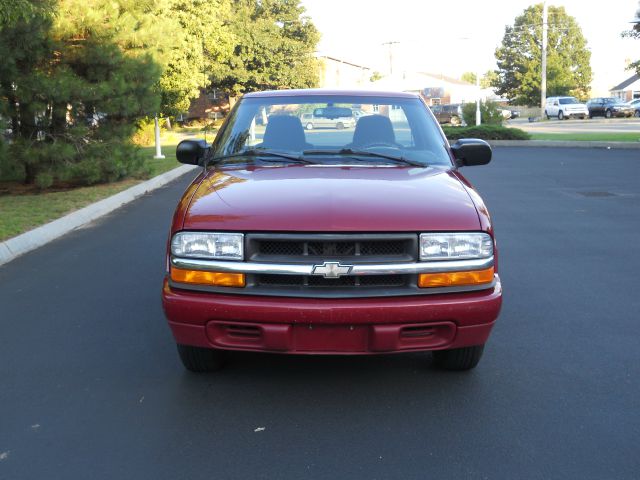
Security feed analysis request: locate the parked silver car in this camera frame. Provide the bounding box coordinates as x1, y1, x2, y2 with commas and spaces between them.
300, 107, 356, 130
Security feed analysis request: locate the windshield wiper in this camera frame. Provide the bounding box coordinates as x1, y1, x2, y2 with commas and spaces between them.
302, 148, 425, 167
213, 149, 313, 164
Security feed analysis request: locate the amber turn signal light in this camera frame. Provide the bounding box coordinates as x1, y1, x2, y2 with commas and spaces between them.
170, 267, 245, 287
418, 267, 494, 288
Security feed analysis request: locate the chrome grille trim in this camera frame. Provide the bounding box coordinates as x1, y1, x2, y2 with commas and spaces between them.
170, 256, 494, 275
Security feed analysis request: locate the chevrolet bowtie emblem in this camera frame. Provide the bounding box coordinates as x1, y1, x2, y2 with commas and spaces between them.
311, 261, 353, 279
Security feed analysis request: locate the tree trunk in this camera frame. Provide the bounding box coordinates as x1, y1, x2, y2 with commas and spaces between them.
51, 102, 67, 137
20, 103, 40, 184
1, 81, 20, 136
24, 163, 37, 185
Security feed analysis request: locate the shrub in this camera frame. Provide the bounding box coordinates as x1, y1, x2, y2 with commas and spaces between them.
8, 134, 146, 187
132, 118, 161, 147
180, 118, 221, 130
442, 124, 531, 141
462, 101, 504, 125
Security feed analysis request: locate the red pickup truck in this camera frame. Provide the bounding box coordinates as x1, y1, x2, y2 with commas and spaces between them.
162, 89, 502, 372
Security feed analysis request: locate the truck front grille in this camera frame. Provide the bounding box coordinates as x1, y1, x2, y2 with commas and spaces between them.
255, 274, 409, 288
247, 233, 417, 264
239, 233, 418, 297
257, 239, 406, 257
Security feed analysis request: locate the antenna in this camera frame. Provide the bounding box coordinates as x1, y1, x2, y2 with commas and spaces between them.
203, 34, 207, 144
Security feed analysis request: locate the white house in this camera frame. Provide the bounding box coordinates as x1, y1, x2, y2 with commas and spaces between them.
610, 73, 640, 102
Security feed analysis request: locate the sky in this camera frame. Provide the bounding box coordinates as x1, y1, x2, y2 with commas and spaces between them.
301, 0, 639, 96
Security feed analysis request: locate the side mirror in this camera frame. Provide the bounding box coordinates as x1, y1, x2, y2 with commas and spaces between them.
450, 139, 492, 167
176, 139, 210, 166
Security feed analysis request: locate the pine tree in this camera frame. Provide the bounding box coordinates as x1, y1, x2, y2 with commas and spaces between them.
0, 1, 163, 186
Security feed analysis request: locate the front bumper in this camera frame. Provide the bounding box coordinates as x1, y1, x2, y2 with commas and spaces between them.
162, 276, 502, 354
612, 110, 634, 117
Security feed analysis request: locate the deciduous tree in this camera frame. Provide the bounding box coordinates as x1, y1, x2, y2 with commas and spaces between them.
461, 71, 498, 89
621, 2, 640, 75
492, 4, 592, 105
211, 0, 320, 95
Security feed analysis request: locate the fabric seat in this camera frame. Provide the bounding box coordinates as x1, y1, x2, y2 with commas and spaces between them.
351, 114, 396, 147
261, 115, 311, 151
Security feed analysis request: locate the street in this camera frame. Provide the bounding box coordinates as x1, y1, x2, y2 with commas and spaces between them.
1, 147, 639, 479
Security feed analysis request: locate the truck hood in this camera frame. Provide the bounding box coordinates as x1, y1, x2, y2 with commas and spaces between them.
182, 165, 481, 232
565, 104, 588, 110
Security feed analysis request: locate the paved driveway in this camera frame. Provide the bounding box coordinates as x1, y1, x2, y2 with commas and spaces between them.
1, 147, 638, 479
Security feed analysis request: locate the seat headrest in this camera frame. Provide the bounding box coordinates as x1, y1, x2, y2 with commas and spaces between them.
352, 115, 396, 147
262, 115, 308, 151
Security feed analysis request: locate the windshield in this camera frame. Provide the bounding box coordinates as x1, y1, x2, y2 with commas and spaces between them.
559, 97, 578, 104
211, 94, 451, 166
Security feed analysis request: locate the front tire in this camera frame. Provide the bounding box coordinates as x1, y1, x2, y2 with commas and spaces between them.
558, 110, 564, 120
177, 344, 225, 372
605, 109, 612, 119
545, 110, 550, 120
433, 344, 485, 371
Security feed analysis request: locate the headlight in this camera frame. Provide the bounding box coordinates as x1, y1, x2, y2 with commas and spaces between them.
420, 232, 493, 261
171, 232, 244, 260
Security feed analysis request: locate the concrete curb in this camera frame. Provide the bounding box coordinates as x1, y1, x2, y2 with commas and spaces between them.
489, 140, 640, 149
0, 164, 198, 267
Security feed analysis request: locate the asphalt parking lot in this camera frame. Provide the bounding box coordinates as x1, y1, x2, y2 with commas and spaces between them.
1, 147, 639, 479
509, 116, 640, 134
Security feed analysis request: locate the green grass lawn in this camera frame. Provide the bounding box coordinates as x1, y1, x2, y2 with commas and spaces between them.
0, 142, 180, 241
141, 144, 180, 176
530, 132, 640, 142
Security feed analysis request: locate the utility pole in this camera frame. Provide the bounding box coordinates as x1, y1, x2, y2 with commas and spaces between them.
476, 70, 481, 126
381, 41, 399, 76
540, 1, 548, 119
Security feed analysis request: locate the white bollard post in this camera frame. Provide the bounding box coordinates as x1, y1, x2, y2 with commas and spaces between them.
153, 115, 165, 159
